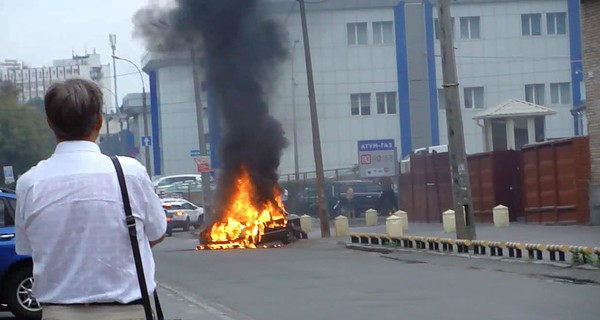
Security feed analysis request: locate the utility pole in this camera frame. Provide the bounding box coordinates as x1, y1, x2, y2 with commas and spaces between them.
291, 39, 300, 183
298, 0, 330, 237
109, 34, 118, 136
191, 47, 213, 224
438, 0, 476, 240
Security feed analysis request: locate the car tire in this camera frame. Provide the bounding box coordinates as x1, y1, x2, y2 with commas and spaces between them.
5, 267, 41, 319
183, 218, 191, 231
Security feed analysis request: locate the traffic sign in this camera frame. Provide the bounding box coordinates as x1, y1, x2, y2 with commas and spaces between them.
194, 156, 211, 173
141, 136, 152, 147
357, 139, 397, 178
190, 149, 211, 157
3, 166, 15, 185
190, 149, 200, 157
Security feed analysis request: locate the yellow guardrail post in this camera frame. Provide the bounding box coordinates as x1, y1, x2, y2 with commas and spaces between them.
506, 242, 524, 259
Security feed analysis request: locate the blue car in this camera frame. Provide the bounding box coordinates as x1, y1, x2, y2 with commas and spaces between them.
0, 188, 41, 319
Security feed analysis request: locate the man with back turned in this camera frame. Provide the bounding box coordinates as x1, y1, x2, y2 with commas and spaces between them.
15, 78, 166, 319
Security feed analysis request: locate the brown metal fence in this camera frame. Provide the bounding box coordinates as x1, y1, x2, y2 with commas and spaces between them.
469, 150, 522, 222
399, 136, 590, 225
399, 152, 452, 223
400, 150, 522, 223
521, 137, 590, 224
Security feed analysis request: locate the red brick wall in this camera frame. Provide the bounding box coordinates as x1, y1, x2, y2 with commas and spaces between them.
582, 0, 600, 183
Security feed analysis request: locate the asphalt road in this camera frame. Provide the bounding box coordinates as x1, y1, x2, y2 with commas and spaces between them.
152, 231, 600, 320
3, 230, 599, 320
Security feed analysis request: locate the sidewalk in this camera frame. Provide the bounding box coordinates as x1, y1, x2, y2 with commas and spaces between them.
307, 218, 600, 247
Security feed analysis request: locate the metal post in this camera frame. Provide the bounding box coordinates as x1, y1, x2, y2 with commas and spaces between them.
111, 55, 152, 178
291, 40, 300, 183
190, 47, 213, 224
141, 86, 151, 177
298, 0, 330, 237
438, 0, 476, 240
109, 34, 118, 136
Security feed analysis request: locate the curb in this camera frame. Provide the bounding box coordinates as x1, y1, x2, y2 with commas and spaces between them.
349, 233, 600, 268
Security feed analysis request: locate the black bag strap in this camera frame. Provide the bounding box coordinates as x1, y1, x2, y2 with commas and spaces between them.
111, 156, 164, 320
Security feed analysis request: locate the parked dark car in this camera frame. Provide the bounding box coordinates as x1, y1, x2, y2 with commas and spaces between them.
294, 180, 385, 218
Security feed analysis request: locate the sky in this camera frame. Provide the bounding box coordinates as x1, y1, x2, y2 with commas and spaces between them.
0, 0, 156, 104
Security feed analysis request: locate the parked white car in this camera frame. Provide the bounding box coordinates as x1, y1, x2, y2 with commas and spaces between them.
161, 198, 204, 235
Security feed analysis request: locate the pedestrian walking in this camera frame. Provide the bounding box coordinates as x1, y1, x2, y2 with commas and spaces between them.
345, 185, 355, 218
377, 177, 398, 216
15, 79, 166, 320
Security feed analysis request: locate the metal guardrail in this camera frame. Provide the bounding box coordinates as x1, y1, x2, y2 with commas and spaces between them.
349, 233, 600, 266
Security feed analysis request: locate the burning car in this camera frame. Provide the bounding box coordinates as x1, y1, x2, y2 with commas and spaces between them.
198, 167, 306, 250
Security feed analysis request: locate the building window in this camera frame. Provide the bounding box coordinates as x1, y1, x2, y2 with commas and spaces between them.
522, 14, 542, 36
373, 21, 394, 44
434, 17, 455, 39
347, 22, 368, 45
460, 16, 480, 39
525, 84, 545, 105
547, 12, 567, 35
463, 87, 484, 109
550, 82, 571, 104
351, 93, 371, 115
376, 92, 397, 114
438, 88, 446, 110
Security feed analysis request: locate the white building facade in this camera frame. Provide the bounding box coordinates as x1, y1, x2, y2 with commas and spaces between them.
0, 52, 114, 112
141, 0, 584, 177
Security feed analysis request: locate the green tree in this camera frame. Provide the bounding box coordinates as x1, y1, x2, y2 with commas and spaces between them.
0, 82, 55, 186
25, 96, 45, 114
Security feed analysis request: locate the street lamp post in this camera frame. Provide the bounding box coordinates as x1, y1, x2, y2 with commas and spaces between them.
109, 34, 118, 129
101, 86, 118, 136
112, 55, 152, 178
291, 40, 300, 183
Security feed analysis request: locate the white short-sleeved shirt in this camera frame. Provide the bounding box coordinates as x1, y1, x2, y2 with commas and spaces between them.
15, 141, 166, 304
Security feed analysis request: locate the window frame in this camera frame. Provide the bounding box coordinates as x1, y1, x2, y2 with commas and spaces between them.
521, 13, 542, 36
550, 82, 571, 104
463, 86, 484, 109
460, 16, 481, 39
347, 22, 368, 45
372, 21, 394, 45
547, 12, 567, 35
376, 92, 397, 114
525, 83, 546, 105
351, 93, 371, 116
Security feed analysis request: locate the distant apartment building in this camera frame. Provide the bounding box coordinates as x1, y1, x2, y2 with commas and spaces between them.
0, 52, 114, 112
140, 0, 584, 177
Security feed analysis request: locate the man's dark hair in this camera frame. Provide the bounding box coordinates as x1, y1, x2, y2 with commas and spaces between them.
44, 78, 103, 140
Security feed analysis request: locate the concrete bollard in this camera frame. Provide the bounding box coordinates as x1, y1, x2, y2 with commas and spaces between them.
442, 209, 456, 233
386, 215, 403, 238
365, 208, 378, 226
493, 205, 510, 227
299, 215, 312, 233
334, 215, 349, 237
393, 210, 409, 230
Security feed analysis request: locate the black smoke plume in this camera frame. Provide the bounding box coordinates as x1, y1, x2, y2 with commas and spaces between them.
133, 0, 289, 222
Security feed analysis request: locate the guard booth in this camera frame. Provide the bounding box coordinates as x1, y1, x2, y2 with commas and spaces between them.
473, 99, 557, 151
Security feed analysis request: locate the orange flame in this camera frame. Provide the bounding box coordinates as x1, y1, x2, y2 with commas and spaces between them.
204, 167, 287, 249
